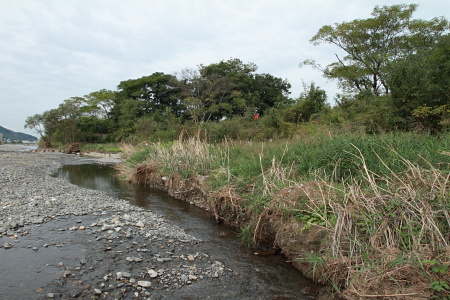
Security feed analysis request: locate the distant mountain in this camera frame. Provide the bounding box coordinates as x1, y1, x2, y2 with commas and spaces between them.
0, 125, 38, 142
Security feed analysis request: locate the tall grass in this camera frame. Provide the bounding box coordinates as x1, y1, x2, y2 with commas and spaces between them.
119, 130, 450, 297
121, 131, 227, 178
291, 149, 450, 297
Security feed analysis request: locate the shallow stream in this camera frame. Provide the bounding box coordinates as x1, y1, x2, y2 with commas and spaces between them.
53, 163, 321, 299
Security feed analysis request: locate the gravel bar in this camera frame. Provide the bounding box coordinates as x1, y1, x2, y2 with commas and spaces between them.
0, 146, 234, 299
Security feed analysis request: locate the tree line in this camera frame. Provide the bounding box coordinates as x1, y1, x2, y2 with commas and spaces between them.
26, 4, 450, 145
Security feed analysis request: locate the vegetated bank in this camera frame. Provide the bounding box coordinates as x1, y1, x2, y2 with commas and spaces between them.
117, 130, 450, 299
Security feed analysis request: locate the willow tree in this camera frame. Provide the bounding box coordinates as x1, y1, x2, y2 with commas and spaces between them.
303, 4, 449, 96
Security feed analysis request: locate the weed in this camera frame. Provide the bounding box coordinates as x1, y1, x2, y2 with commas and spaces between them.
299, 252, 326, 281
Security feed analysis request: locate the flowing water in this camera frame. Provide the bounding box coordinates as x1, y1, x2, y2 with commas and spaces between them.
52, 163, 322, 299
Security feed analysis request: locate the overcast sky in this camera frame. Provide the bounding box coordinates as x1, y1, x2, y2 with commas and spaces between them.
1, 0, 449, 136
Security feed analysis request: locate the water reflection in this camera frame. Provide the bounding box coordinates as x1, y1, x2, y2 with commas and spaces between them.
54, 163, 321, 298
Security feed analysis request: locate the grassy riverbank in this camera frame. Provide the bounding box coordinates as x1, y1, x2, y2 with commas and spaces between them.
118, 130, 450, 299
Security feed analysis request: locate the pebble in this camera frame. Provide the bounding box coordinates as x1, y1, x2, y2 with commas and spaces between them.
137, 281, 152, 288
2, 242, 14, 249
148, 269, 158, 278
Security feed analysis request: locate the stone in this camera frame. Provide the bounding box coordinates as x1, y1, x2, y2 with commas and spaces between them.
137, 281, 151, 288
188, 275, 198, 281
2, 242, 13, 249
148, 269, 158, 278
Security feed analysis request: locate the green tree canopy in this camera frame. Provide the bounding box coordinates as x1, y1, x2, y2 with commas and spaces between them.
180, 58, 291, 122
304, 4, 449, 96
116, 72, 183, 117
387, 34, 450, 132
284, 83, 328, 123
82, 89, 116, 119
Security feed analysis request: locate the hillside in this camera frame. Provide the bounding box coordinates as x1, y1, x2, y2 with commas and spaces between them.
0, 125, 38, 142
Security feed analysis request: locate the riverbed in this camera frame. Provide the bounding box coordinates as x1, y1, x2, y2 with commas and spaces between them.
0, 146, 323, 299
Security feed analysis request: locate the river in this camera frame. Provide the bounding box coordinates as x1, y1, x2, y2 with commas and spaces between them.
54, 162, 322, 299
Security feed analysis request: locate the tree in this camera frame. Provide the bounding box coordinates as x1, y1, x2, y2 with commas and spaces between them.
27, 98, 83, 145
284, 83, 327, 123
178, 67, 234, 122
179, 58, 292, 122
387, 34, 450, 132
198, 58, 257, 120
116, 72, 183, 118
111, 72, 184, 137
82, 89, 116, 119
251, 73, 292, 114
48, 98, 82, 144
24, 114, 46, 139
304, 4, 449, 96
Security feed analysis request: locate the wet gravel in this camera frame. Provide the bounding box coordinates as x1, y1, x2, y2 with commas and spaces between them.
0, 147, 236, 299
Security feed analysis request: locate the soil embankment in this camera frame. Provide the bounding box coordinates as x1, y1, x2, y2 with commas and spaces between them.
127, 165, 329, 285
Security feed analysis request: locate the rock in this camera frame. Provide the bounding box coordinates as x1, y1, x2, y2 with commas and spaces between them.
137, 281, 151, 288
94, 288, 102, 295
116, 271, 131, 279
2, 242, 13, 249
148, 269, 158, 278
188, 275, 198, 281
63, 270, 72, 277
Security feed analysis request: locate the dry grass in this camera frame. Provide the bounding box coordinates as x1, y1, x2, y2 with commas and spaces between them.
259, 144, 297, 196
150, 131, 226, 175
248, 145, 449, 297
284, 148, 450, 298
116, 133, 450, 298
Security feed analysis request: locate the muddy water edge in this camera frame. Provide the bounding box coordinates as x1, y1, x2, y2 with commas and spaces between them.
56, 154, 331, 296
51, 161, 326, 299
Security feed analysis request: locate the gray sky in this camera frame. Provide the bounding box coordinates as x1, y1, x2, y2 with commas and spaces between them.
1, 0, 449, 136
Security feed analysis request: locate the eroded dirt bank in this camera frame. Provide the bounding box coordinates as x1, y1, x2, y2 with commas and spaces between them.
126, 160, 450, 299
127, 164, 331, 291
